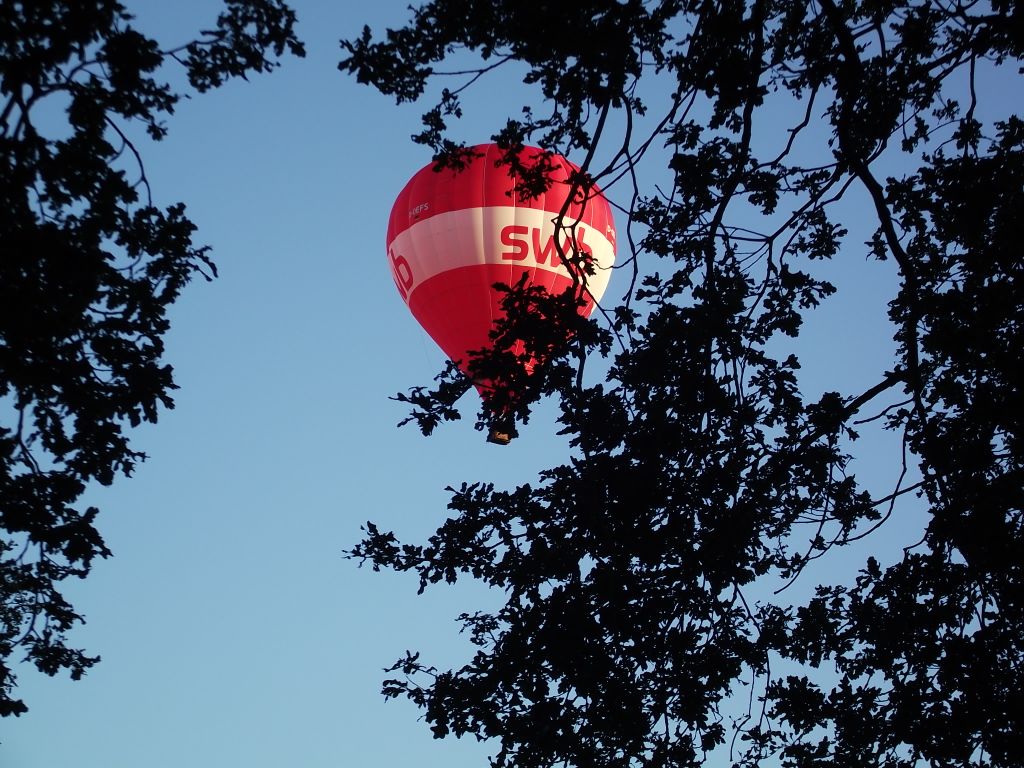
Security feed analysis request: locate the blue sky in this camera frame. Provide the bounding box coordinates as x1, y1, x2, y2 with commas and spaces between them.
3, 3, 572, 765
1, 1, 984, 765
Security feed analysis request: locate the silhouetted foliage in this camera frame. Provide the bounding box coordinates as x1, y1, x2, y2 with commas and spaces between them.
0, 0, 303, 716
342, 1, 1023, 766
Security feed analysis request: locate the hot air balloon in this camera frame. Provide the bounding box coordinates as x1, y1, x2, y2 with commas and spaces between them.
386, 143, 616, 443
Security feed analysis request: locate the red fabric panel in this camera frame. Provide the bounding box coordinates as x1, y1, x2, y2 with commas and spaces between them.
387, 144, 615, 246
408, 264, 589, 375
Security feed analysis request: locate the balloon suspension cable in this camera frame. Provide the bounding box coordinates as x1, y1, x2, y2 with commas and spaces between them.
474, 377, 519, 445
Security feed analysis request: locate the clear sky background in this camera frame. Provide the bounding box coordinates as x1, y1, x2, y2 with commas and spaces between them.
5, 1, 1007, 766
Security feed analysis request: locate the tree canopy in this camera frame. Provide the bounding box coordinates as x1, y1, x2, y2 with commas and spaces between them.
0, 0, 303, 716
341, 1, 1023, 766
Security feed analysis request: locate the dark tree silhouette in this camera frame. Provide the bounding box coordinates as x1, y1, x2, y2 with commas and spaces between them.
341, 2, 1023, 766
0, 0, 303, 716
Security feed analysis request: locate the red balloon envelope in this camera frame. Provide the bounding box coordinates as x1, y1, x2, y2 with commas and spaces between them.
386, 143, 616, 440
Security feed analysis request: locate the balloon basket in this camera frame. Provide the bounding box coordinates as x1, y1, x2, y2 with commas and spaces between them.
487, 427, 514, 445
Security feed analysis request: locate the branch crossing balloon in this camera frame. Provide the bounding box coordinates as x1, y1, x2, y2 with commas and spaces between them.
386, 143, 616, 442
